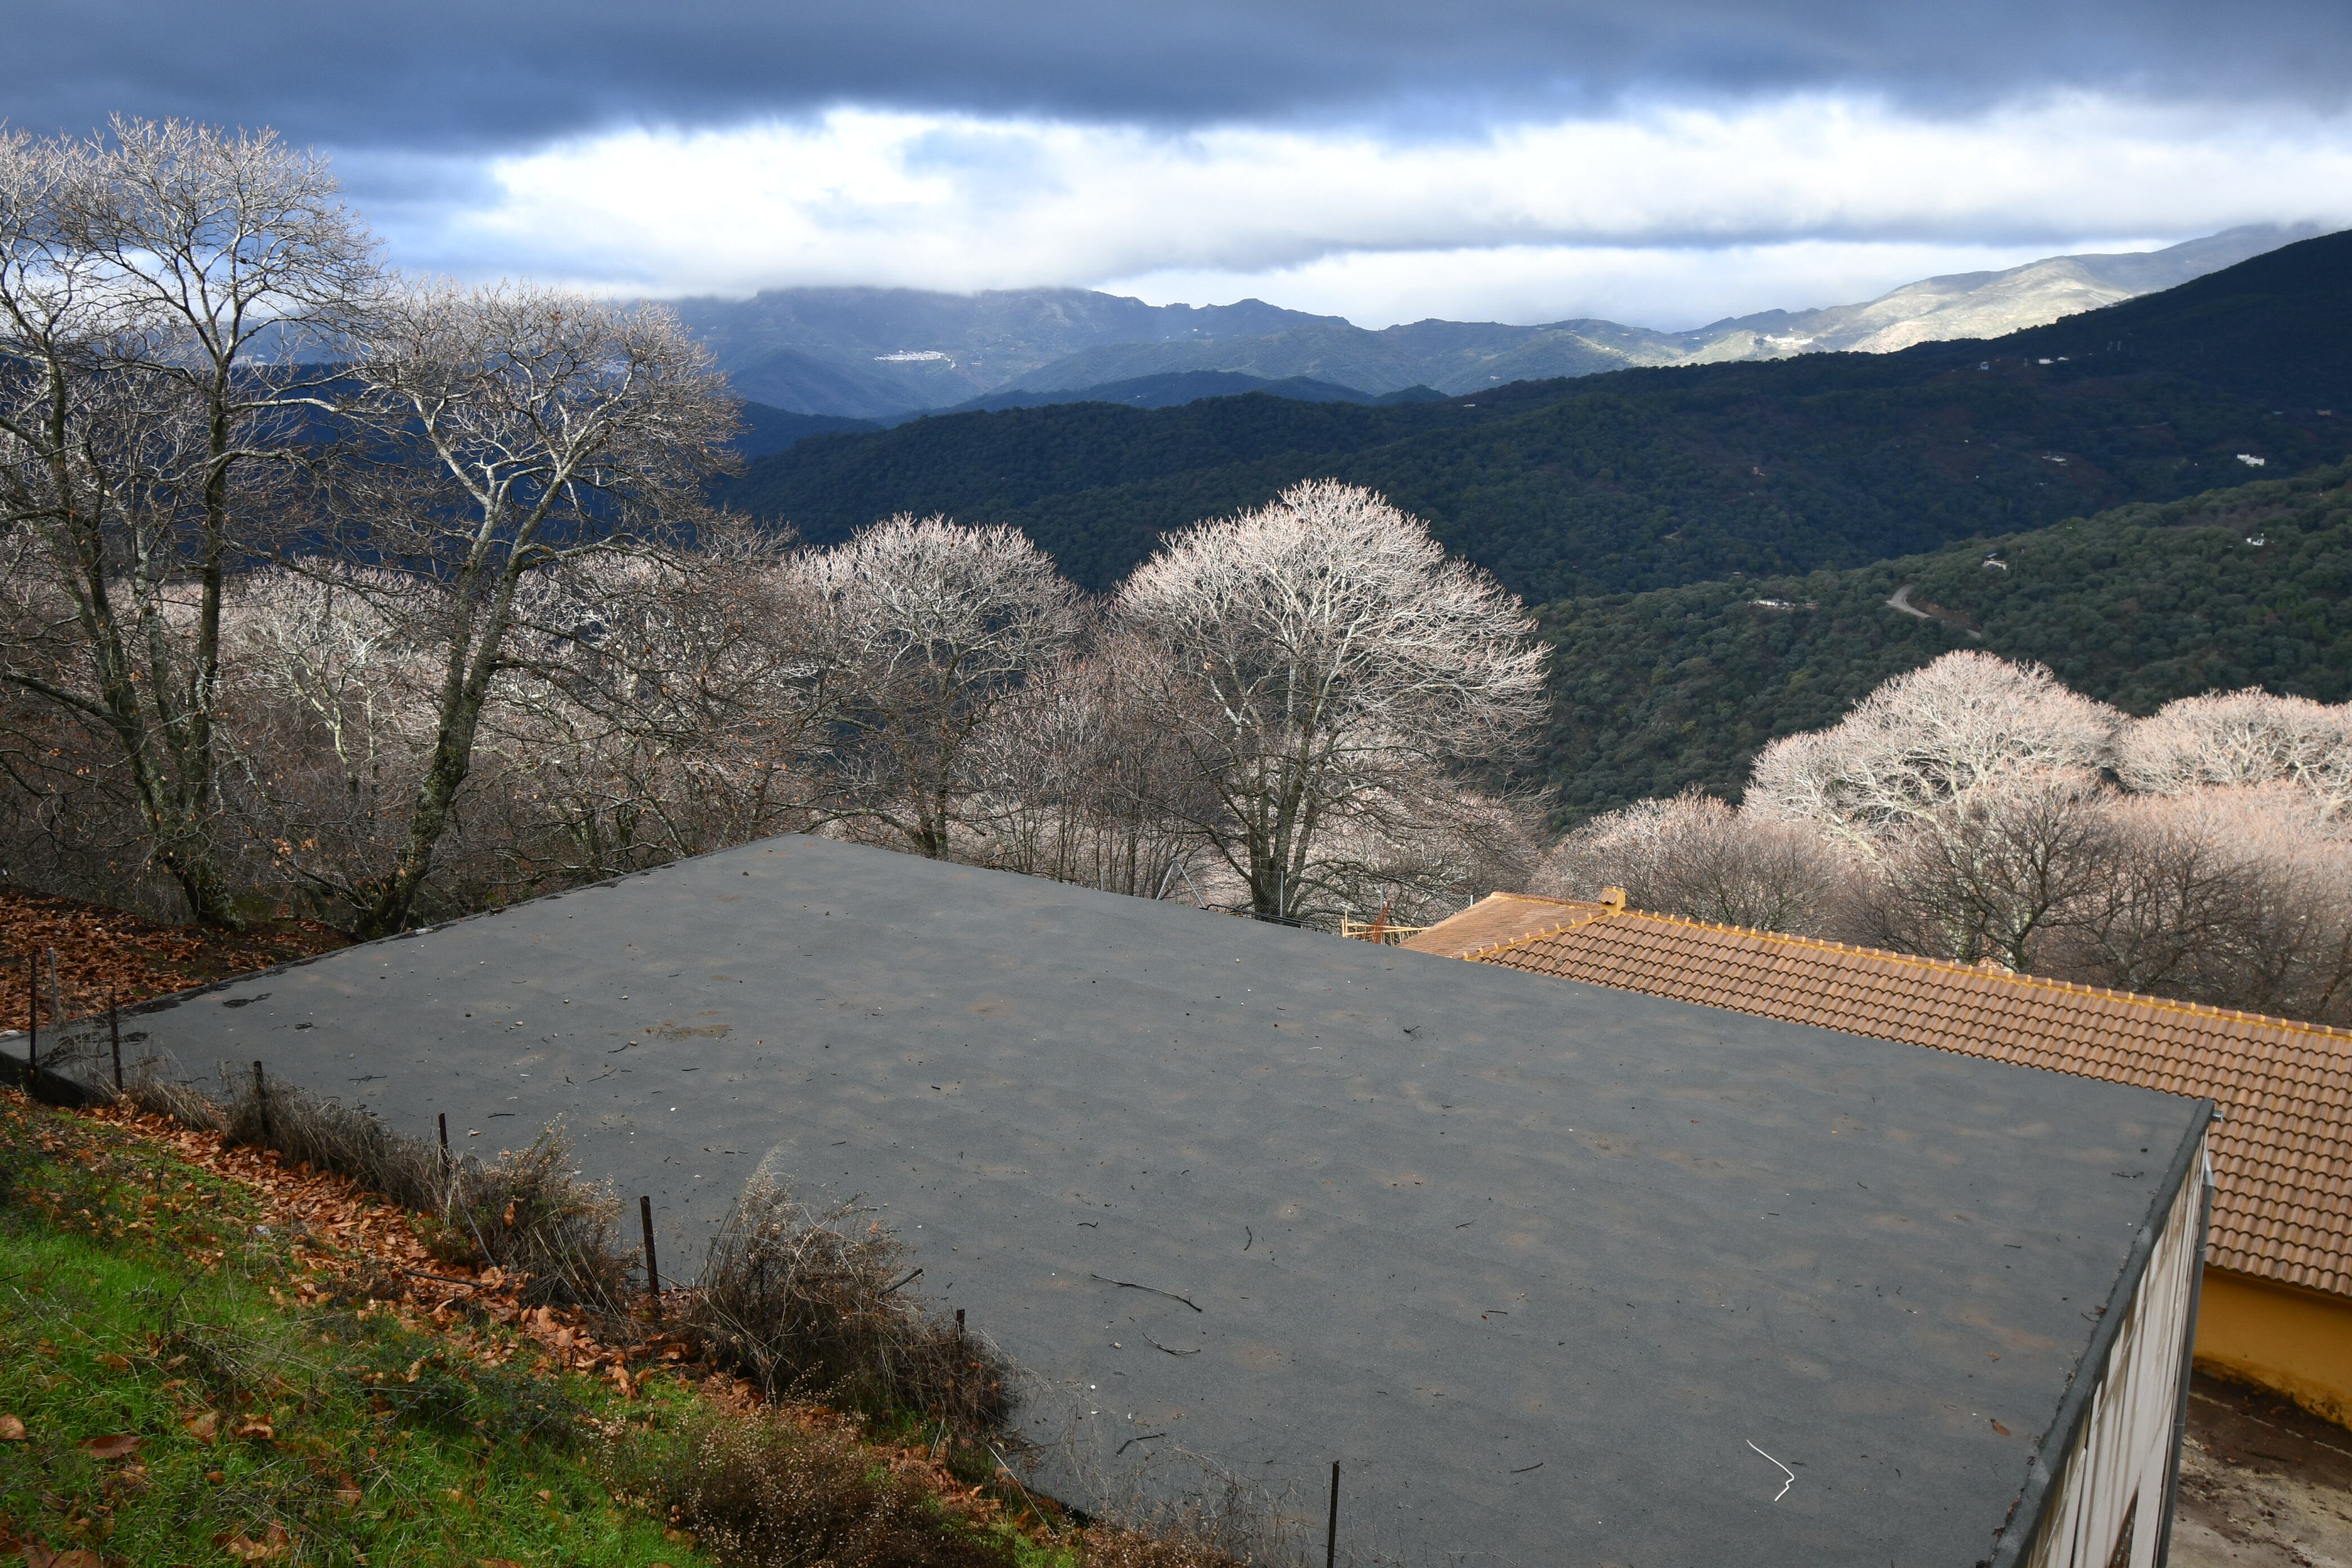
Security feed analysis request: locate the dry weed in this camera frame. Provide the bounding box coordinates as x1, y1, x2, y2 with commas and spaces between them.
630, 1404, 1005, 1568
688, 1181, 1014, 1431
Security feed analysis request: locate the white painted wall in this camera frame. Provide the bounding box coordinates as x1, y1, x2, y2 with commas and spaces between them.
2022, 1125, 2211, 1568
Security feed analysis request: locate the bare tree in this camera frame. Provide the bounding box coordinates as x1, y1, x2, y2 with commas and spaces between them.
1848, 767, 2112, 972
338, 282, 737, 934
1746, 651, 2120, 859
1113, 480, 1547, 924
488, 536, 839, 890
2114, 689, 2352, 819
1534, 788, 1854, 934
216, 564, 438, 915
1307, 764, 1548, 929
0, 120, 378, 924
969, 636, 1210, 898
800, 515, 1079, 858
2048, 786, 2352, 1023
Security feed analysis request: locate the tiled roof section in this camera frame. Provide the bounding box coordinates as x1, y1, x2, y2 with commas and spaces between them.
1396, 893, 1612, 955
1418, 893, 2352, 1299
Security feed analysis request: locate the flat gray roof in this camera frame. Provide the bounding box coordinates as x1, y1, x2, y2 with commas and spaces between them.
102, 835, 2206, 1565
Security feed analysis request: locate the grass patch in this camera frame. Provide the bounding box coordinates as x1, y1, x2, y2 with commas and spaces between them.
0, 1094, 706, 1568
0, 1091, 1269, 1567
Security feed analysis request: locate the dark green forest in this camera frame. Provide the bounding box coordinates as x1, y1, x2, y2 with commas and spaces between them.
716, 231, 2351, 603
1536, 465, 2352, 818
720, 361, 2341, 603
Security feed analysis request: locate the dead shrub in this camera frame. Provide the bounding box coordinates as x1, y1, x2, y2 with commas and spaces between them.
199, 1063, 632, 1311
121, 1063, 224, 1131
635, 1404, 1004, 1568
443, 1126, 634, 1312
1080, 1525, 1251, 1568
221, 1062, 442, 1208
687, 1181, 1014, 1432
1062, 1446, 1305, 1568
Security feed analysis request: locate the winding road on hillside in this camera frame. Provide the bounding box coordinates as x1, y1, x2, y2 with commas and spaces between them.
1887, 583, 1983, 638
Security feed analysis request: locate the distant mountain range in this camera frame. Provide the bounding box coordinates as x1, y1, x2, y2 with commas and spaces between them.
716, 228, 2351, 604
681, 225, 2320, 422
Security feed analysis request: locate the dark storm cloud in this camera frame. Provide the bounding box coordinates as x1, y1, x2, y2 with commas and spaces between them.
10, 0, 2351, 156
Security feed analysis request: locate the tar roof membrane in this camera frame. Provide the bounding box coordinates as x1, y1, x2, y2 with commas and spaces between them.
88, 835, 2208, 1565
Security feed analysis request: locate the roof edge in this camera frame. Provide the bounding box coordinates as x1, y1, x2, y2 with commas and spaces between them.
1991, 1102, 2214, 1566
1487, 897, 2352, 1047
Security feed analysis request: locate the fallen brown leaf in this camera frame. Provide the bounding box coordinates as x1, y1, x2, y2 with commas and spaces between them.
182, 1411, 219, 1443
230, 1417, 272, 1442
215, 1521, 294, 1562
23, 1547, 108, 1568
80, 1434, 140, 1460
93, 1354, 130, 1372
333, 1483, 363, 1509
1990, 1419, 2011, 1436
0, 1413, 24, 1440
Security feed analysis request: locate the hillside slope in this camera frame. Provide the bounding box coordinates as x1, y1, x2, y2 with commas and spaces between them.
719, 231, 2352, 601
1537, 465, 2352, 819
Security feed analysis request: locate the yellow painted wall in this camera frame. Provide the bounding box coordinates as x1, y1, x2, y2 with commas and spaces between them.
2195, 1267, 2352, 1428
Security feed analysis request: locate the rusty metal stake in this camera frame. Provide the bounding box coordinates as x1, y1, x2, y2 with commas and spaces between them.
109, 992, 122, 1092
46, 948, 60, 1043
24, 954, 36, 1070
640, 1195, 662, 1318
438, 1112, 449, 1168
253, 1060, 269, 1141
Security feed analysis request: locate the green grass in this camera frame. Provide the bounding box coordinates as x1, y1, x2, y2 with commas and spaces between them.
0, 1096, 715, 1568
0, 1096, 1218, 1568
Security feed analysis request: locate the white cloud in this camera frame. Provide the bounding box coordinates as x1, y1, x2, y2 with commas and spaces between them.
382, 93, 2352, 327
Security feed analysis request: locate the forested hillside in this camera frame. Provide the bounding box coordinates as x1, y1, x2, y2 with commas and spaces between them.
1536, 465, 2352, 818
718, 231, 2351, 602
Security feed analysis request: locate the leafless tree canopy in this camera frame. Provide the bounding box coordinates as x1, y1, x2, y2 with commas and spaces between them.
9, 122, 2343, 1041
1534, 789, 1852, 933
798, 514, 1079, 859
1113, 479, 1549, 924
1548, 651, 2352, 1024
0, 119, 377, 924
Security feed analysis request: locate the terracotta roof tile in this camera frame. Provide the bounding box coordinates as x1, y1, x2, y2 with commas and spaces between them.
1414, 892, 2352, 1300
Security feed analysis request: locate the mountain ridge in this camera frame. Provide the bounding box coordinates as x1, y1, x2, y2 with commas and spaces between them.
676, 225, 2323, 418
714, 229, 2352, 602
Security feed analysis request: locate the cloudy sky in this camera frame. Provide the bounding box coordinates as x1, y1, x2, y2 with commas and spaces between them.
13, 1, 2352, 328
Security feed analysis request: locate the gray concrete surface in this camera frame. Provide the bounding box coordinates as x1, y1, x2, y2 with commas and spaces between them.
28, 835, 2212, 1566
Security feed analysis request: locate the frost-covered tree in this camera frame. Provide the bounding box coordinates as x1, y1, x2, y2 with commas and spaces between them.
801, 515, 1079, 859
1534, 787, 1852, 934
0, 120, 378, 923
2114, 689, 2352, 819
1113, 480, 1547, 924
340, 283, 737, 934
1745, 651, 2122, 857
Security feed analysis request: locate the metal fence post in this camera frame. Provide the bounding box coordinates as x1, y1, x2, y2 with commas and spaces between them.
1327, 1460, 1340, 1568
640, 1195, 662, 1318
109, 992, 122, 1092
